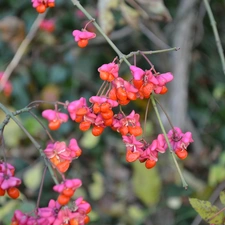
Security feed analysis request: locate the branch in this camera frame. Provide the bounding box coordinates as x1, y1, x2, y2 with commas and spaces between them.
0, 12, 47, 92
203, 0, 225, 75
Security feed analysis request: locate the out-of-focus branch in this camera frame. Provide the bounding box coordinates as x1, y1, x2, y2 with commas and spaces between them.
203, 0, 225, 75
169, 0, 199, 128
139, 22, 171, 49
0, 12, 46, 92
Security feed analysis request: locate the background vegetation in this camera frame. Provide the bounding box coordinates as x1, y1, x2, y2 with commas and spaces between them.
0, 0, 225, 224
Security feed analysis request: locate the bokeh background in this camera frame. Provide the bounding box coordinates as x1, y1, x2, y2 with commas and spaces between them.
0, 0, 225, 224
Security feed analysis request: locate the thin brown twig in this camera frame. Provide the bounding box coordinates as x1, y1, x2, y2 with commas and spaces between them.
0, 12, 47, 92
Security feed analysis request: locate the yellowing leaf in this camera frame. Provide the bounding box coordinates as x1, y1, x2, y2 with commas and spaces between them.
80, 130, 100, 149
97, 0, 119, 34
135, 0, 172, 22
88, 171, 105, 200
23, 161, 44, 190
189, 198, 225, 224
120, 2, 139, 29
132, 161, 161, 206
220, 191, 225, 205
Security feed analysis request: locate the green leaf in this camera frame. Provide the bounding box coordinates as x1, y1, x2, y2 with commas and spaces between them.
23, 161, 44, 190
88, 171, 105, 200
220, 191, 225, 205
23, 117, 43, 136
0, 108, 24, 148
80, 130, 100, 149
132, 161, 161, 206
127, 205, 146, 222
208, 164, 225, 186
189, 198, 225, 224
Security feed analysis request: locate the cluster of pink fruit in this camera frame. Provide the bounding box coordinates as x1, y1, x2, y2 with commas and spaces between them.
1, 1, 194, 224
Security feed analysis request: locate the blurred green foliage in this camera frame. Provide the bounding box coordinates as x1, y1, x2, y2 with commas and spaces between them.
0, 0, 225, 225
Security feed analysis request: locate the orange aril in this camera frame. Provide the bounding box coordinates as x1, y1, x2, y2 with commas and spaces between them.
145, 159, 156, 169
133, 79, 143, 89
84, 215, 90, 224
57, 194, 70, 205
78, 39, 88, 48
48, 120, 61, 130
92, 126, 104, 136
127, 91, 137, 100
48, 2, 55, 7
101, 109, 113, 120
104, 118, 113, 126
69, 219, 79, 225
141, 83, 154, 98
99, 71, 109, 81
10, 221, 19, 225
0, 187, 5, 196
62, 188, 75, 197
128, 126, 142, 136
56, 160, 70, 173
7, 187, 20, 199
118, 99, 130, 105
126, 149, 140, 162
119, 126, 128, 135
116, 87, 127, 101
100, 102, 111, 112
50, 156, 60, 166
175, 149, 188, 160
36, 4, 46, 13
75, 115, 83, 123
76, 107, 88, 116
79, 121, 91, 131
107, 73, 115, 82
93, 103, 101, 114
159, 86, 168, 94
76, 149, 82, 157
109, 88, 117, 100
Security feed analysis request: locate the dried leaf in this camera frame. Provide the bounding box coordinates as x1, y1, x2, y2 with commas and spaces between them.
135, 0, 172, 22
189, 198, 225, 224
120, 2, 140, 29
97, 0, 119, 34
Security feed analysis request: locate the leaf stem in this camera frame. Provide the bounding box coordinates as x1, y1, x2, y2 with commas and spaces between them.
142, 98, 151, 139
150, 95, 188, 189
36, 166, 47, 211
207, 206, 225, 223
120, 47, 180, 64
70, 0, 130, 65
